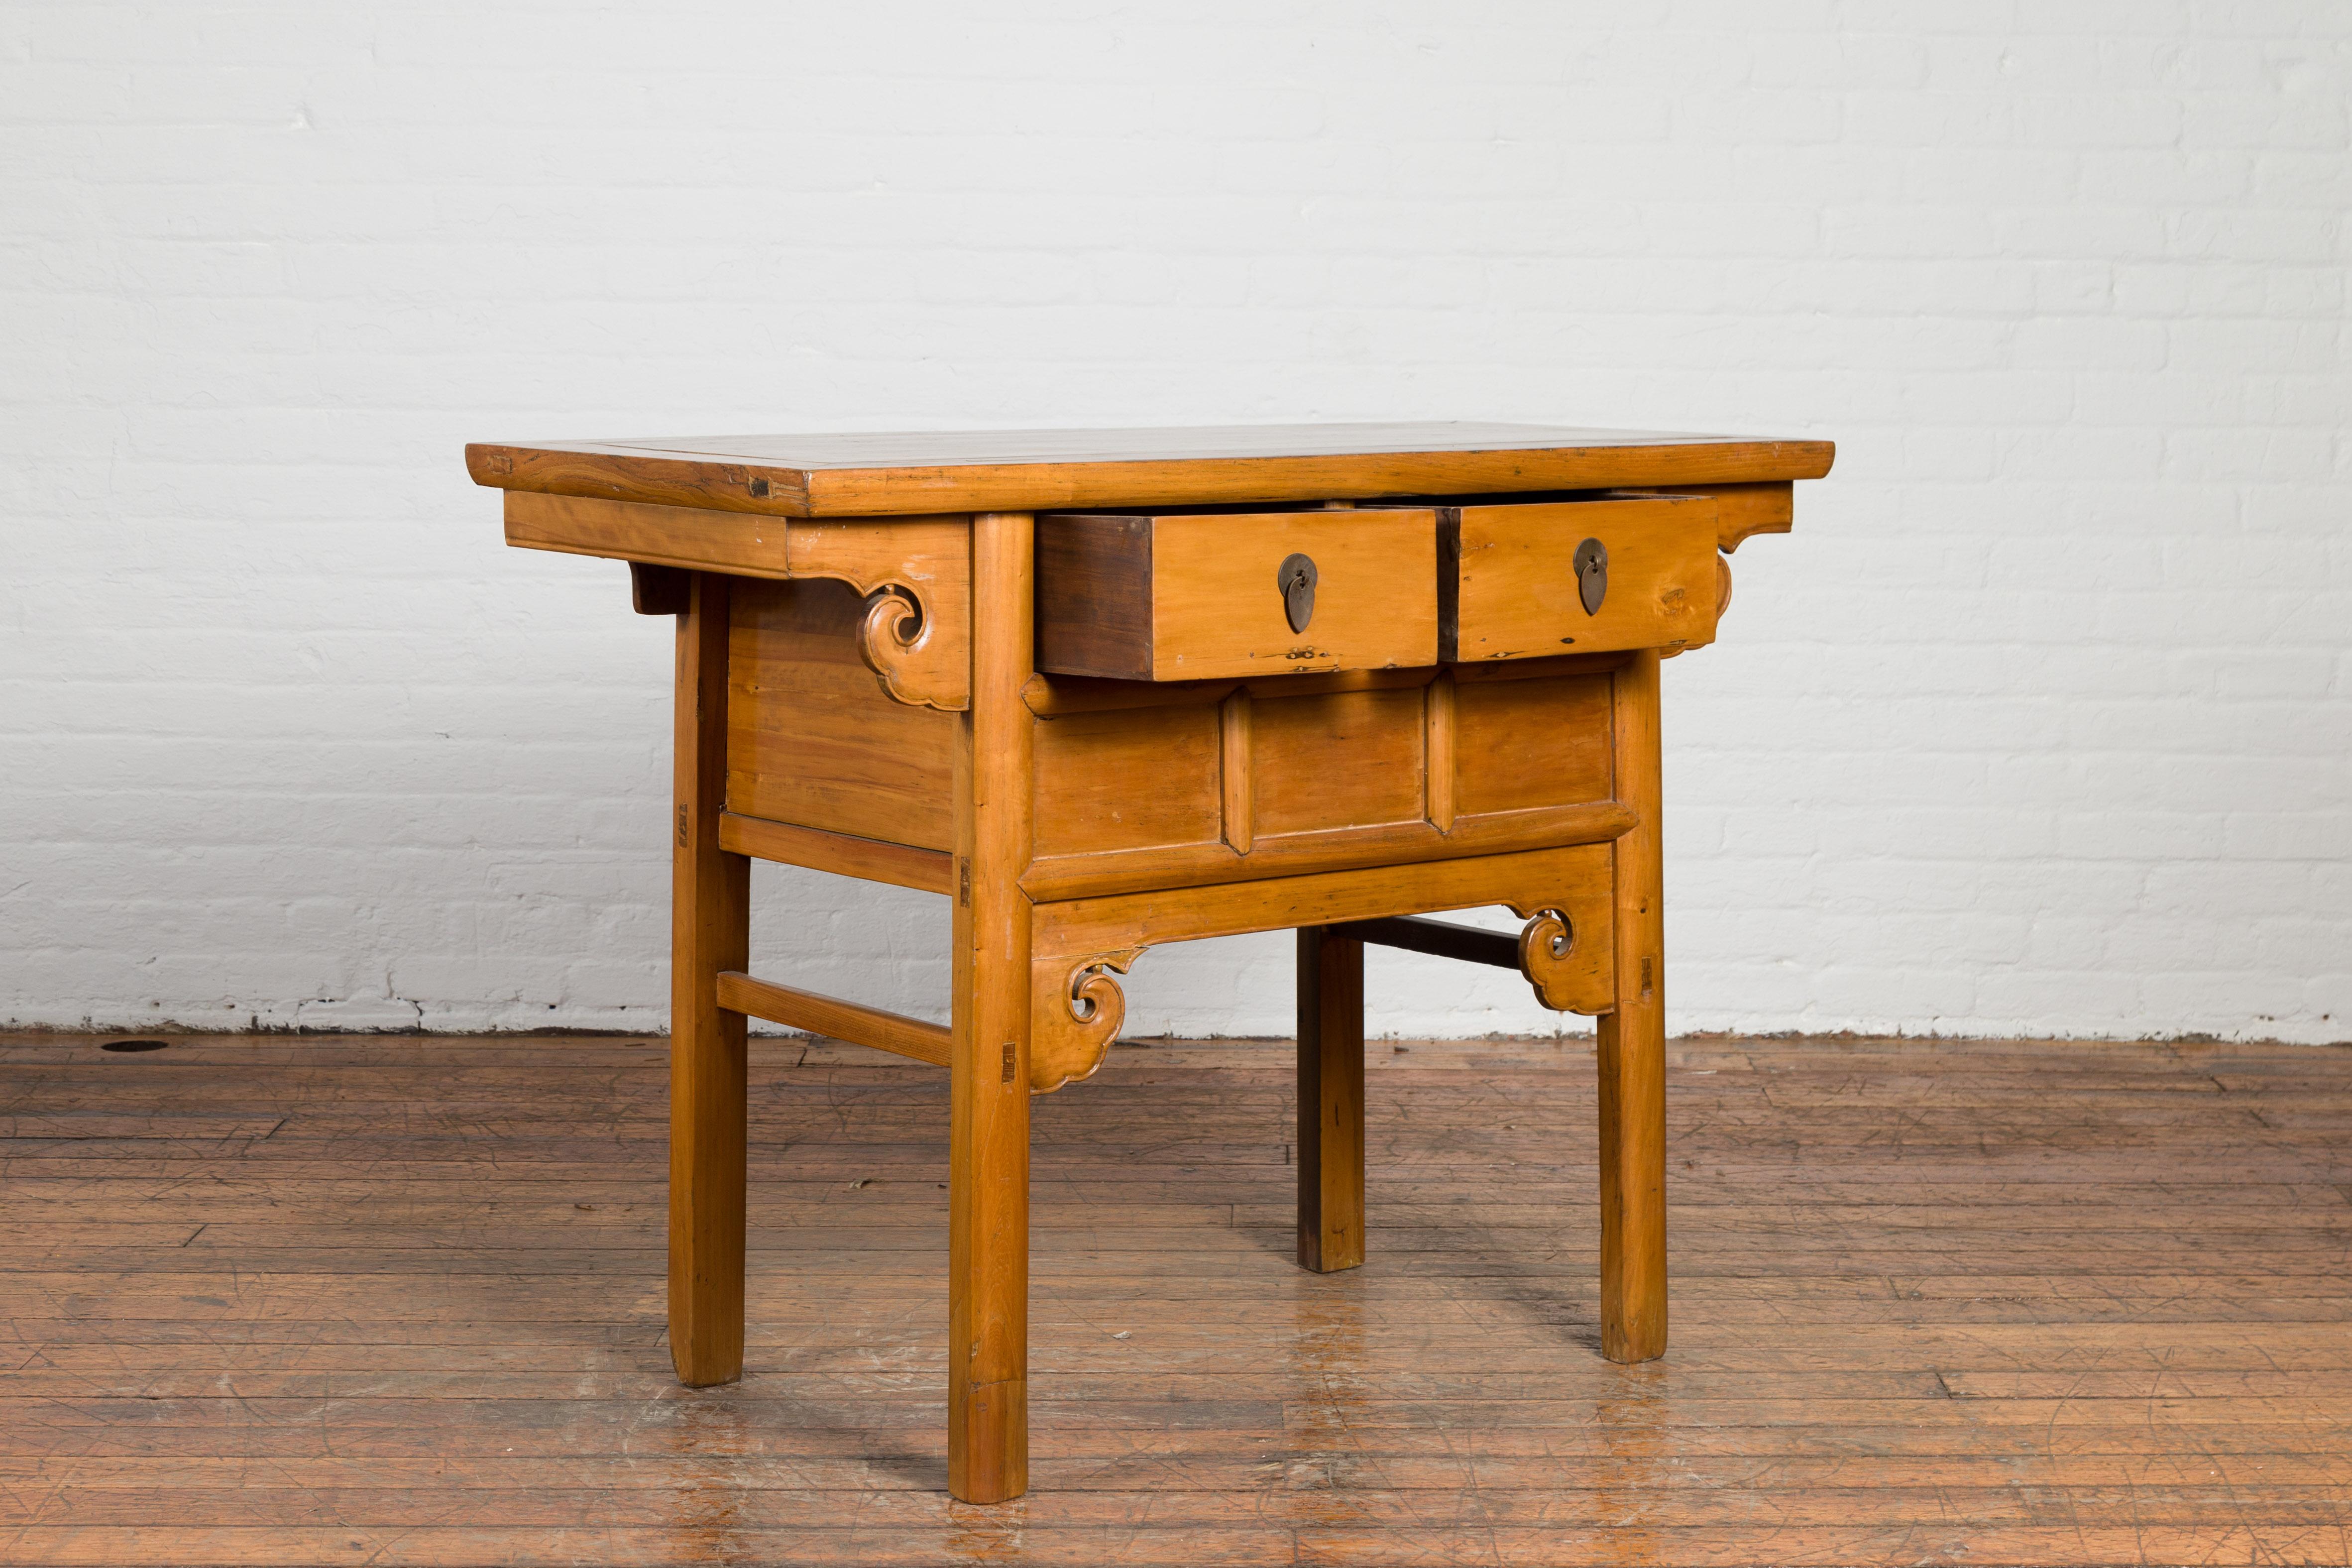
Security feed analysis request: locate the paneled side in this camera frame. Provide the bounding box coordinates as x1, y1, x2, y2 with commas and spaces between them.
1249, 686, 1428, 838
1031, 704, 1223, 858
1451, 673, 1615, 818
727, 577, 956, 850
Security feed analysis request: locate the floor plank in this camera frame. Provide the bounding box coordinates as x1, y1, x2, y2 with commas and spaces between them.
1, 1030, 2348, 1566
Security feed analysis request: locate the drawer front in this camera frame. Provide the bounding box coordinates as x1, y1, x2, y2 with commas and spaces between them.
1037, 509, 1439, 680
1445, 495, 1721, 661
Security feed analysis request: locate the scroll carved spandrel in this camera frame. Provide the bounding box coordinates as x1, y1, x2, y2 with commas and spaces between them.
1508, 896, 1615, 1017
1028, 948, 1143, 1094
787, 519, 972, 712
859, 588, 969, 712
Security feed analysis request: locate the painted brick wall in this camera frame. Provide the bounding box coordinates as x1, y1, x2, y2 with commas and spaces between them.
4, 2, 2346, 1043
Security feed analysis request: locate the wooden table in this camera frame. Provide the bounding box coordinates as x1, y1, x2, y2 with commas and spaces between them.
466, 422, 1833, 1503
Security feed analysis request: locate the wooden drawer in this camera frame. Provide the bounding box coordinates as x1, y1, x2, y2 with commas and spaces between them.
1036, 509, 1439, 680
1442, 494, 1722, 661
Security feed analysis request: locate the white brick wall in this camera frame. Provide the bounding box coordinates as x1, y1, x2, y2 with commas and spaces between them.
3, 1, 2346, 1044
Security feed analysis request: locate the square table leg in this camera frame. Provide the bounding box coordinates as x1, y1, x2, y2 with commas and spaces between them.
669, 572, 751, 1387
1296, 925, 1366, 1273
1597, 649, 1667, 1364
949, 512, 1035, 1504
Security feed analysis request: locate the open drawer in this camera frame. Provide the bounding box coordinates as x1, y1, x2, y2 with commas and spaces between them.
1442, 493, 1722, 660
1035, 508, 1439, 680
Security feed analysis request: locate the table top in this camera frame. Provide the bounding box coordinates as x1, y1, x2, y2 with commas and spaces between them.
467, 421, 1834, 519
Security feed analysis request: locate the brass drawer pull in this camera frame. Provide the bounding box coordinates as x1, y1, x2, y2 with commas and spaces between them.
1573, 538, 1607, 615
1278, 552, 1318, 633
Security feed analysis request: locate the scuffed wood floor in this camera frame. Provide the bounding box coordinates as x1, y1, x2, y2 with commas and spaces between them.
2, 1031, 2349, 1567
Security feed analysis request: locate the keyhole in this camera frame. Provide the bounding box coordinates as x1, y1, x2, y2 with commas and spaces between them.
1572, 538, 1608, 615
1277, 553, 1318, 634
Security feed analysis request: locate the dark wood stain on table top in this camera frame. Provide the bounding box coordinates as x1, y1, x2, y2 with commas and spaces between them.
466, 420, 1837, 517
0, 1029, 2346, 1565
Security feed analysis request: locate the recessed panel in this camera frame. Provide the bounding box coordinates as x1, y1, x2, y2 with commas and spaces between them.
1451, 674, 1614, 818
1250, 686, 1428, 838
1032, 704, 1224, 858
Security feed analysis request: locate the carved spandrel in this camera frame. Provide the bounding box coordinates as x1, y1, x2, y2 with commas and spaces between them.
1029, 948, 1143, 1094
858, 588, 966, 711
1507, 894, 1615, 1016
787, 519, 972, 712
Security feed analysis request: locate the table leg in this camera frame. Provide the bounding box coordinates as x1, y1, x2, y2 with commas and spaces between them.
669, 572, 751, 1387
1296, 926, 1366, 1273
949, 513, 1034, 1504
1598, 649, 1667, 1363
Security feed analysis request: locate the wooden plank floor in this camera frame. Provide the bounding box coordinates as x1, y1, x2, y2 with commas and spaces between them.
2, 1030, 2349, 1566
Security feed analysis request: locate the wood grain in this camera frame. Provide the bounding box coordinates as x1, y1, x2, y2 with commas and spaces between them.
1033, 842, 1616, 956
784, 518, 968, 602
1422, 671, 1455, 833
1516, 900, 1617, 1017
1022, 665, 1442, 718
1451, 672, 1614, 818
1032, 512, 1153, 680
714, 973, 951, 1068
790, 518, 969, 712
510, 495, 972, 709
469, 422, 1837, 519
1451, 495, 1722, 661
1149, 509, 1438, 678
1614, 479, 1795, 553
715, 813, 954, 896
1296, 927, 1366, 1274
1249, 684, 1428, 837
1219, 691, 1252, 853
949, 512, 1035, 1504
668, 573, 749, 1389
506, 491, 966, 584
1027, 949, 1141, 1095
1034, 509, 1441, 680
1028, 702, 1223, 861
507, 491, 792, 575
4, 1026, 2344, 1565
1020, 800, 1636, 902
1023, 668, 1630, 900
1597, 649, 1668, 1365
727, 577, 955, 851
